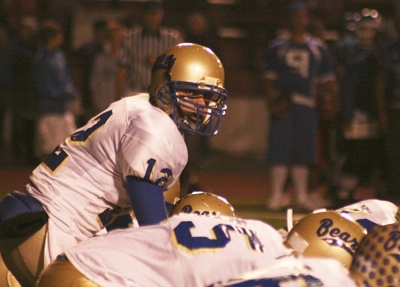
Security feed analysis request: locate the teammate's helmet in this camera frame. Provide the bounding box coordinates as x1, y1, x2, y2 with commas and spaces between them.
170, 191, 237, 217
149, 43, 227, 136
164, 180, 181, 205
284, 210, 367, 268
350, 223, 400, 287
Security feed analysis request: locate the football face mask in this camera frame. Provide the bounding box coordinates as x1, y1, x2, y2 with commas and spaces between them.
157, 83, 227, 136
149, 43, 228, 136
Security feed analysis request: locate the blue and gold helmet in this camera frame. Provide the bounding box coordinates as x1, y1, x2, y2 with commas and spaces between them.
350, 222, 400, 287
149, 43, 227, 136
284, 210, 367, 268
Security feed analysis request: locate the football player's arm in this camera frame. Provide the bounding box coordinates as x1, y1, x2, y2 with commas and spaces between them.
126, 176, 168, 226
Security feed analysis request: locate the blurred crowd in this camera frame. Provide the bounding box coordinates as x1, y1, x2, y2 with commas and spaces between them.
263, 3, 400, 210
0, 1, 398, 207
0, 2, 212, 167
322, 7, 400, 207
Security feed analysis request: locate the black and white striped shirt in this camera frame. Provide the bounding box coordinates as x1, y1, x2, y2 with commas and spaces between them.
117, 25, 184, 93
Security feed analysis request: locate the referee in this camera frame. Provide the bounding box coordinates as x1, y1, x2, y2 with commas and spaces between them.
116, 1, 184, 98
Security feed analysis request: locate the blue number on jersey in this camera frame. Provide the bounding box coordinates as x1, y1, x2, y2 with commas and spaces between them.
70, 110, 113, 143
173, 221, 264, 253
43, 110, 113, 173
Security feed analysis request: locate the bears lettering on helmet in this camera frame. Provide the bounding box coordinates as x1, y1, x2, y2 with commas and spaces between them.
284, 210, 367, 268
170, 191, 236, 217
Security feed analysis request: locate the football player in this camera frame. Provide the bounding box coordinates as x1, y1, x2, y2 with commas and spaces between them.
36, 192, 292, 287
283, 209, 367, 268
0, 43, 228, 286
211, 205, 400, 287
281, 199, 398, 269
214, 216, 399, 287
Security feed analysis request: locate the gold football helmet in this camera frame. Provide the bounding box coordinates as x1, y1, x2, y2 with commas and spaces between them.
284, 210, 367, 268
170, 191, 237, 217
149, 43, 227, 136
350, 222, 400, 287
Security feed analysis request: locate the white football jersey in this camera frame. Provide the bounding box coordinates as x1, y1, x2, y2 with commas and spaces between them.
26, 93, 187, 240
65, 214, 292, 287
336, 199, 398, 230
212, 257, 358, 287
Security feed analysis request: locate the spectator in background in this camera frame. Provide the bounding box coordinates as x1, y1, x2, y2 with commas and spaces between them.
8, 16, 39, 165
307, 16, 341, 197
331, 9, 385, 208
36, 209, 289, 287
32, 22, 79, 160
90, 19, 126, 115
263, 2, 338, 211
0, 43, 227, 286
115, 0, 184, 98
183, 10, 220, 56
375, 12, 400, 206
179, 10, 222, 195
75, 19, 108, 125
0, 24, 11, 163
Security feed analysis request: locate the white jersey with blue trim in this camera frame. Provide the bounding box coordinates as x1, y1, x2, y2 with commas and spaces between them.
26, 93, 187, 240
65, 214, 291, 287
213, 257, 358, 287
336, 199, 398, 230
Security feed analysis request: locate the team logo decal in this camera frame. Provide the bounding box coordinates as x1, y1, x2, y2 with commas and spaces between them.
316, 218, 360, 256
152, 54, 176, 73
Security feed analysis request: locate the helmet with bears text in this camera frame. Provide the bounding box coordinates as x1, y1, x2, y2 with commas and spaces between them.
149, 43, 227, 136
170, 191, 237, 217
350, 222, 400, 287
284, 210, 367, 268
